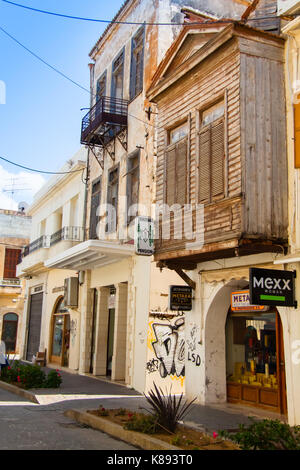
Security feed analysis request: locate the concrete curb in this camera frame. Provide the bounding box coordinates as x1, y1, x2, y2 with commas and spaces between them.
0, 380, 39, 404
64, 409, 180, 451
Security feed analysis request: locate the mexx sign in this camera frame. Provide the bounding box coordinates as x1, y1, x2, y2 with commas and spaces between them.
249, 267, 297, 308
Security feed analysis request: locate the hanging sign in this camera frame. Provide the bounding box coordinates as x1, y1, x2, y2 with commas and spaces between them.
249, 267, 297, 308
169, 285, 193, 311
135, 216, 154, 255
231, 290, 266, 312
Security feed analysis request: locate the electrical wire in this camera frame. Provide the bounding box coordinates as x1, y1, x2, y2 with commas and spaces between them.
0, 156, 85, 175
0, 24, 158, 129
1, 0, 298, 25
0, 25, 90, 94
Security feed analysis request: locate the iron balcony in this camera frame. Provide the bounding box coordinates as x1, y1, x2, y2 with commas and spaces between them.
81, 96, 128, 146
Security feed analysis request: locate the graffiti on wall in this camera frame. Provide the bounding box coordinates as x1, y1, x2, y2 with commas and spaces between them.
146, 315, 185, 393
186, 323, 201, 367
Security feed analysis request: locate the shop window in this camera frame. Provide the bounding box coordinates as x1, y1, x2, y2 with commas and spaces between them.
3, 248, 21, 279
198, 101, 225, 203
130, 26, 145, 100
226, 309, 283, 411
1, 313, 18, 353
165, 122, 188, 207
294, 98, 300, 168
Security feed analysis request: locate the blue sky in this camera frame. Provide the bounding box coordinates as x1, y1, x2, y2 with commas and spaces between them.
0, 0, 123, 209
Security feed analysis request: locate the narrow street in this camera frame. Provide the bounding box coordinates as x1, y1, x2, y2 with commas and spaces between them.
0, 387, 137, 450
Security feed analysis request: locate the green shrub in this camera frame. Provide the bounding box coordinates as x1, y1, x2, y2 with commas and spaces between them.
219, 418, 300, 450
143, 382, 196, 433
124, 413, 158, 434
43, 370, 62, 388
0, 361, 62, 389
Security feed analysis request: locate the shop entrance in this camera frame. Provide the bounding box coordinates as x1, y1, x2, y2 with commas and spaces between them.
50, 297, 70, 367
226, 308, 287, 414
106, 287, 116, 377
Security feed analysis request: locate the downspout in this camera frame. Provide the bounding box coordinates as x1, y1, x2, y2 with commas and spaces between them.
82, 62, 95, 241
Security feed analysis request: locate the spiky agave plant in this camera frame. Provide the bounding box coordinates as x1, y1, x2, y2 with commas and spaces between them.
143, 382, 196, 433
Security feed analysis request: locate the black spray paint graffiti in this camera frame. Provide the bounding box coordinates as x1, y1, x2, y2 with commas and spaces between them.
151, 318, 185, 379
146, 358, 159, 373
187, 324, 201, 367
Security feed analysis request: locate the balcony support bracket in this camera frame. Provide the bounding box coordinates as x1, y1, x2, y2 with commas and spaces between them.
157, 261, 196, 290
89, 145, 104, 169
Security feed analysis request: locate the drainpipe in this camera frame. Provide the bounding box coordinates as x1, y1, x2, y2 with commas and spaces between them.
82, 62, 95, 242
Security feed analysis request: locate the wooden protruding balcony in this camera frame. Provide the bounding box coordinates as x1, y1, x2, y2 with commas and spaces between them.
81, 96, 128, 147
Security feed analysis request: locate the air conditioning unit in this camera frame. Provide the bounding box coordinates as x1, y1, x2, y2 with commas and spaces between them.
64, 277, 78, 307
278, 0, 300, 15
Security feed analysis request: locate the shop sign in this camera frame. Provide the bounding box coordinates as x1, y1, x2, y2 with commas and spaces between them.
169, 285, 193, 311
249, 267, 297, 308
135, 216, 154, 255
231, 290, 266, 311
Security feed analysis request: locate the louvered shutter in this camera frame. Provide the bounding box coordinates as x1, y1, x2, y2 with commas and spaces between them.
165, 145, 176, 206
176, 138, 187, 206
198, 126, 211, 203
4, 249, 21, 279
211, 119, 224, 197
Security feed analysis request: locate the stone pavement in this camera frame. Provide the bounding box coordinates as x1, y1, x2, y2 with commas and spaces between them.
27, 365, 287, 434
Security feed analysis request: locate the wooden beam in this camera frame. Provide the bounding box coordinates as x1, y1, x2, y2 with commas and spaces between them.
174, 268, 196, 291
241, 0, 260, 21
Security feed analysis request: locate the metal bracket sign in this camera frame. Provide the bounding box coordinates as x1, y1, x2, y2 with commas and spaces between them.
169, 285, 193, 311
249, 267, 297, 308
135, 216, 154, 255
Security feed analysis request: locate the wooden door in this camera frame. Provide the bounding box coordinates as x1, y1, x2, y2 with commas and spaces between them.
276, 312, 287, 415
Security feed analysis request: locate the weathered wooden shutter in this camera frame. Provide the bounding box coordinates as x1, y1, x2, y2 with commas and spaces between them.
4, 248, 21, 279
211, 119, 225, 197
295, 101, 300, 168
165, 145, 176, 206
198, 126, 211, 203
198, 119, 224, 202
176, 138, 188, 206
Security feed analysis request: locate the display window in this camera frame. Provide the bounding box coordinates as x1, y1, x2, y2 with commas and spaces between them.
226, 308, 286, 413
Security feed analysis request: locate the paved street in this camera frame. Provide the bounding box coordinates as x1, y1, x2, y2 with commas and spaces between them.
0, 367, 287, 451
0, 387, 137, 450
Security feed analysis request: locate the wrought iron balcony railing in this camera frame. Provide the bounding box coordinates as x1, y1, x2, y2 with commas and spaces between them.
23, 235, 49, 258
81, 96, 128, 146
50, 226, 84, 246
0, 278, 21, 287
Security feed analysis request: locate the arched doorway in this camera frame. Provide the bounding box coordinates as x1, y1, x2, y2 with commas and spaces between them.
1, 313, 18, 353
226, 307, 287, 414
204, 279, 287, 414
50, 297, 70, 366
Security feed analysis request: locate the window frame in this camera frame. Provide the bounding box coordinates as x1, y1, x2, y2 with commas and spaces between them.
126, 149, 140, 225
111, 48, 125, 100
129, 25, 145, 101
106, 164, 120, 233
89, 176, 102, 240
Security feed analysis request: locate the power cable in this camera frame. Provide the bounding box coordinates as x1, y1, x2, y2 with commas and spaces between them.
0, 25, 90, 94
0, 156, 85, 175
1, 0, 297, 25
0, 24, 158, 129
